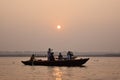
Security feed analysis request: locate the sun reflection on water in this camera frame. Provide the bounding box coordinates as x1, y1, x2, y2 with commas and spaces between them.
53, 67, 63, 80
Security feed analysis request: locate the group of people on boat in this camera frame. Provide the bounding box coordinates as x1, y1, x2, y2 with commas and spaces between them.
47, 48, 74, 61
29, 48, 74, 61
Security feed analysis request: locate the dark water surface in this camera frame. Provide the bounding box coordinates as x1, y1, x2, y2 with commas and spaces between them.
0, 57, 120, 80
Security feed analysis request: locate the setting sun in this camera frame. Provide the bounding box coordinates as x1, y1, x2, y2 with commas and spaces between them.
57, 25, 61, 29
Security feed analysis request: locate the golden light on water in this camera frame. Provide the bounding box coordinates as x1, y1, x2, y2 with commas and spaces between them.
53, 67, 63, 80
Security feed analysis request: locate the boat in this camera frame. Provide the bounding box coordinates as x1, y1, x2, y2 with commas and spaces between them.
21, 58, 89, 66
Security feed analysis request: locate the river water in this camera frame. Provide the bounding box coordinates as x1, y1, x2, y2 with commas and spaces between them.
0, 57, 120, 80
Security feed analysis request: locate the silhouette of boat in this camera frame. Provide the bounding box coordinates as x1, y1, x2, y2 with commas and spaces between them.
21, 58, 89, 66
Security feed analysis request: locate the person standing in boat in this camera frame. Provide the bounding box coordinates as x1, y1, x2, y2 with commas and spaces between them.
58, 52, 63, 60
47, 48, 54, 61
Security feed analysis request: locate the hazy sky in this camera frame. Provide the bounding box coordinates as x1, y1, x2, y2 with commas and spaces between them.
0, 0, 120, 52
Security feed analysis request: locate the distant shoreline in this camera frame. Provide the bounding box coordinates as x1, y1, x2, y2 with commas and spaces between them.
0, 55, 120, 57
0, 51, 120, 57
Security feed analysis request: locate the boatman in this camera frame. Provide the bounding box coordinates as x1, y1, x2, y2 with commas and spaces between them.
47, 48, 53, 61
30, 54, 35, 61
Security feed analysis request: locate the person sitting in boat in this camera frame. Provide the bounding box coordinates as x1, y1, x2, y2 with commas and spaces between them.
58, 52, 63, 60
67, 51, 73, 60
30, 54, 35, 61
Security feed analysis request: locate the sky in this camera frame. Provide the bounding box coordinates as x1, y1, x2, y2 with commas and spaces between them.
0, 0, 120, 52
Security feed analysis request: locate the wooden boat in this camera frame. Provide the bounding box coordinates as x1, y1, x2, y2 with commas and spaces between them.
21, 58, 89, 66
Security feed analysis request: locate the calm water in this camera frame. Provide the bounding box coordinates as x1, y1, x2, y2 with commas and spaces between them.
0, 57, 120, 80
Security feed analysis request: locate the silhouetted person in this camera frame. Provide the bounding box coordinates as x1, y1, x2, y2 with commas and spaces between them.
47, 48, 55, 61
67, 51, 73, 60
58, 52, 63, 60
50, 52, 55, 61
47, 48, 52, 61
30, 54, 35, 61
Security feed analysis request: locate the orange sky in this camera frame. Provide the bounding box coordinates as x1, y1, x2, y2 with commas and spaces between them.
0, 0, 120, 52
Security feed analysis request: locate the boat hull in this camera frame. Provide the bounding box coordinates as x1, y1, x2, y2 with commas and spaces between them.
21, 58, 89, 66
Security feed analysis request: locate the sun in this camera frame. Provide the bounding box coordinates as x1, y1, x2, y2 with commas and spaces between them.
57, 25, 61, 29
